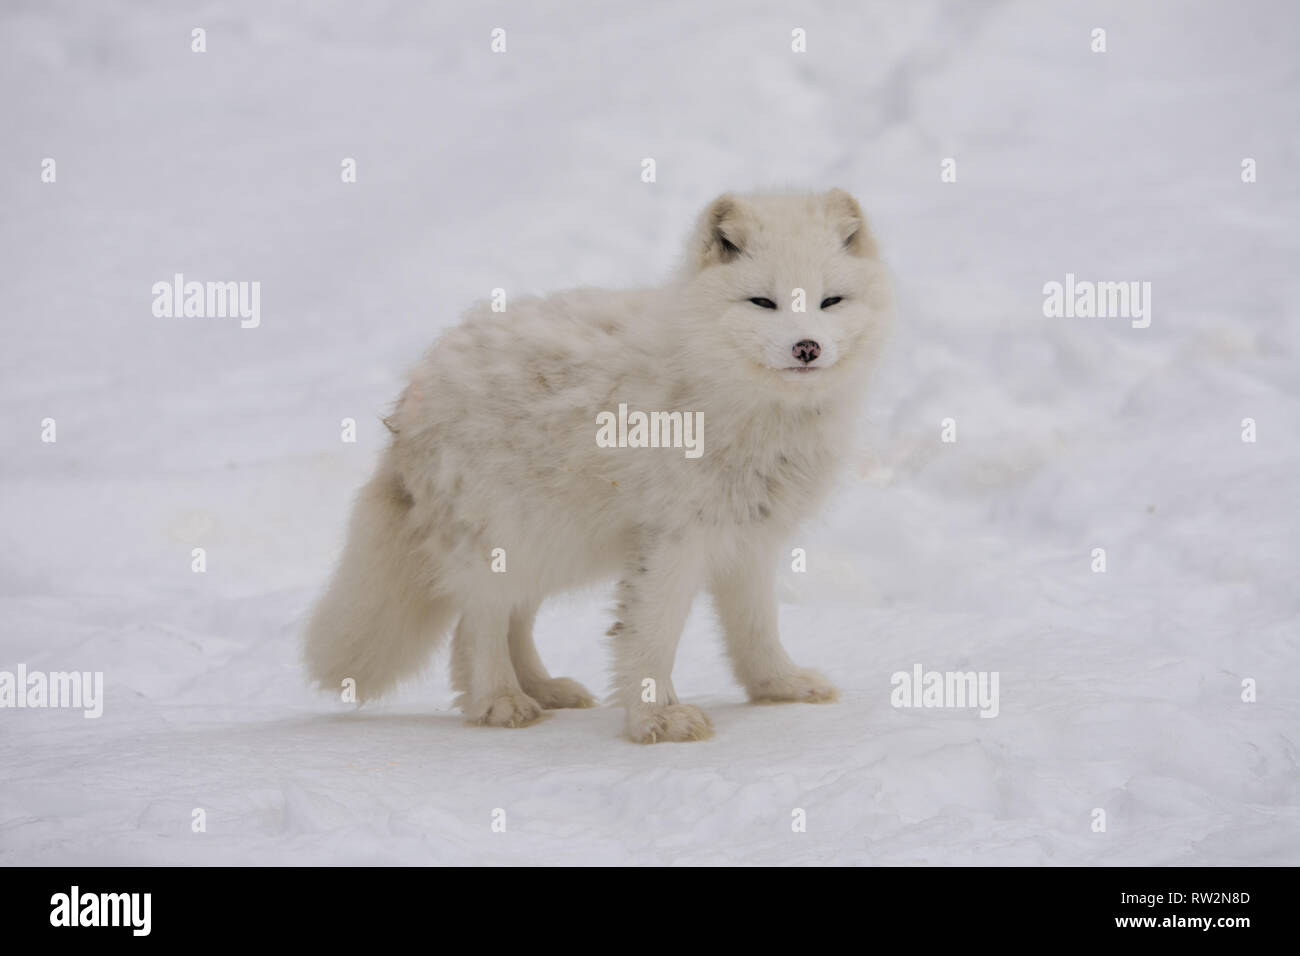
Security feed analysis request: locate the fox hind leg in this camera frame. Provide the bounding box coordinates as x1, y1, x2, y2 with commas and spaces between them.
508, 602, 596, 709
452, 603, 543, 728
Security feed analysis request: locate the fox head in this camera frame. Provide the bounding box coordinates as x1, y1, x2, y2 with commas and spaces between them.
676, 189, 894, 403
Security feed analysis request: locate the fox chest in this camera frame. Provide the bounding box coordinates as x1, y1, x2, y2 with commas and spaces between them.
684, 444, 835, 529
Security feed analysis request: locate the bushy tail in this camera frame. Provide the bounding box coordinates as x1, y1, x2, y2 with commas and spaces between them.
303, 459, 455, 702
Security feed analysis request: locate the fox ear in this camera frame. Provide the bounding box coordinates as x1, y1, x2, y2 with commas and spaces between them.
694, 193, 750, 268
826, 188, 877, 258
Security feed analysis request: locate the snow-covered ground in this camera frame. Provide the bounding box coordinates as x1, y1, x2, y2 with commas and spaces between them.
2, 0, 1298, 865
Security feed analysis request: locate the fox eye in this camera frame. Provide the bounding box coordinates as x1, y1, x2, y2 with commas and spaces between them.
820, 296, 843, 309
748, 297, 778, 309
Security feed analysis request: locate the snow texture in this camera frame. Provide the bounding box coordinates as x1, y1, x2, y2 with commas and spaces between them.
2, 0, 1298, 865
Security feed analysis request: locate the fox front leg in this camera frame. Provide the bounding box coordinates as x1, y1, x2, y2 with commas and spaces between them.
609, 531, 712, 743
711, 548, 837, 704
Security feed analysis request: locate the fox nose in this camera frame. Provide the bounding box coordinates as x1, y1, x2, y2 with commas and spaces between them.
792, 340, 821, 365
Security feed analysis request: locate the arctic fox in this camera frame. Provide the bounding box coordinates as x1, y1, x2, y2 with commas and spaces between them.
304, 189, 894, 742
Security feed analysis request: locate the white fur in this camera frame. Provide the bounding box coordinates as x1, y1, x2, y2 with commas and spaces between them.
303, 189, 895, 742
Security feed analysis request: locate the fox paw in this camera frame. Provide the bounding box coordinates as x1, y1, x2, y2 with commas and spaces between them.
749, 668, 838, 704
468, 691, 544, 728
626, 704, 713, 744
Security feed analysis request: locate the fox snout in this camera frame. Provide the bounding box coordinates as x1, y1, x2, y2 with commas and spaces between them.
792, 339, 821, 365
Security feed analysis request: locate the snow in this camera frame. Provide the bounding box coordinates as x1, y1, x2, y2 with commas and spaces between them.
2, 0, 1298, 865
